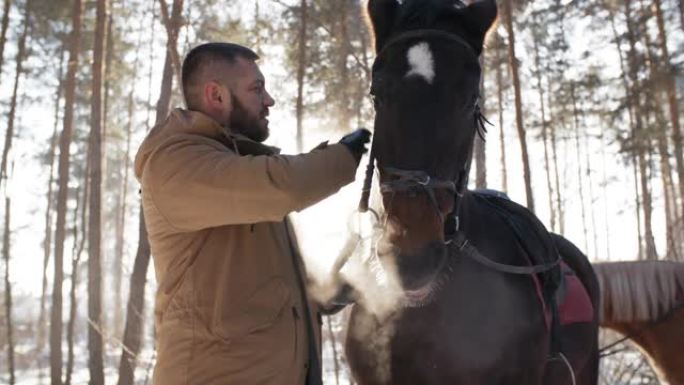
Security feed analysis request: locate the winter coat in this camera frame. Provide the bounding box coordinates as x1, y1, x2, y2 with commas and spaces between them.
133, 109, 357, 385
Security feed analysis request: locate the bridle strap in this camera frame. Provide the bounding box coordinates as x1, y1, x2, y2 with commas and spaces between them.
358, 143, 376, 212
375, 28, 478, 63
451, 232, 562, 275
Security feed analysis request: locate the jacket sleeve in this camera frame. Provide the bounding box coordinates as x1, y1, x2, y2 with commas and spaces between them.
143, 134, 358, 231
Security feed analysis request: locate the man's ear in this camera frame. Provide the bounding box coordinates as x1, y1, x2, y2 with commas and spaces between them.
203, 81, 232, 119
204, 81, 226, 108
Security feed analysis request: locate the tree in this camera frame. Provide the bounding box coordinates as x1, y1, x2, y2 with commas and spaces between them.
0, 0, 12, 81
65, 182, 87, 385
37, 46, 65, 368
117, 1, 184, 384
87, 0, 109, 383
500, 0, 535, 211
51, 0, 83, 383
623, 0, 658, 260
0, 0, 31, 183
529, 8, 556, 231
0, 1, 31, 383
295, 0, 308, 152
492, 31, 509, 193
652, 0, 684, 221
3, 186, 14, 385
602, 0, 645, 259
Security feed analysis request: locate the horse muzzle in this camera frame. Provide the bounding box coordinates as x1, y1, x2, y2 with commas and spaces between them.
378, 240, 449, 304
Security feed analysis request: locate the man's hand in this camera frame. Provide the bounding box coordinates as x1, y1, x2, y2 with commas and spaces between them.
339, 128, 371, 163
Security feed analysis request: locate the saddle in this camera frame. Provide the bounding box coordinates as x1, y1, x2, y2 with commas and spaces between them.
471, 190, 594, 352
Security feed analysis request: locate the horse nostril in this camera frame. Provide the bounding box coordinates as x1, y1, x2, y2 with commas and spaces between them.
377, 239, 399, 260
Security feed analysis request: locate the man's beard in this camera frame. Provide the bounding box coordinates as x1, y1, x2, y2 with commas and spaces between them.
230, 96, 269, 142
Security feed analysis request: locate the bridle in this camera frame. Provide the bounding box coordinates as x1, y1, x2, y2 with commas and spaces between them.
355, 28, 560, 278
358, 28, 486, 237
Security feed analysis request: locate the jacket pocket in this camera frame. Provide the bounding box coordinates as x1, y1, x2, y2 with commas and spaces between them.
214, 276, 292, 342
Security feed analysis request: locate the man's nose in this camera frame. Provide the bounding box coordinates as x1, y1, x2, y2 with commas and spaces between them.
264, 90, 275, 107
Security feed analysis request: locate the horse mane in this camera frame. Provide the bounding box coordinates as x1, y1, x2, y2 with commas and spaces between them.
594, 261, 684, 323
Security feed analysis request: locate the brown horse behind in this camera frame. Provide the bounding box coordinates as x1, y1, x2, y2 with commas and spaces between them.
594, 261, 684, 384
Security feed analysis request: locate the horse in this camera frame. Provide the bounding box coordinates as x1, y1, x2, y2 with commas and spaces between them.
336, 1, 600, 384
594, 260, 684, 384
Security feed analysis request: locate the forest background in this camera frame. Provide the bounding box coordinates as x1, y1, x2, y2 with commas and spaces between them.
0, 0, 681, 383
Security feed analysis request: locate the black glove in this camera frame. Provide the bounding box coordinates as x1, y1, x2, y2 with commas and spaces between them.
339, 128, 371, 163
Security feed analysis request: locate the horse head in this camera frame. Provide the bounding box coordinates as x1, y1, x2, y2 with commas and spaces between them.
366, 0, 497, 304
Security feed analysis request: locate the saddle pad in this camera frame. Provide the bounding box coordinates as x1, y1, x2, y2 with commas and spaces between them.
557, 262, 594, 325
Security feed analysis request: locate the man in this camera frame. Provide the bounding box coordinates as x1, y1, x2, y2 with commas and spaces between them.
134, 42, 370, 385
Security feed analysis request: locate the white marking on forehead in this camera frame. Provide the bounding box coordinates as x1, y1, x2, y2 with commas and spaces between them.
405, 42, 435, 84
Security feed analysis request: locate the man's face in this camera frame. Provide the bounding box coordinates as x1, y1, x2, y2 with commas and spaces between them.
226, 58, 275, 142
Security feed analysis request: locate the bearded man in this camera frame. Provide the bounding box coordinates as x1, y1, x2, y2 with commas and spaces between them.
134, 42, 370, 385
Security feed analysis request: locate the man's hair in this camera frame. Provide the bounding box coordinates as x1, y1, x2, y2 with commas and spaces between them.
181, 42, 259, 109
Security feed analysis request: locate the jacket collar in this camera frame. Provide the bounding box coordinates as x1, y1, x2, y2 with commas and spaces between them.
177, 108, 281, 155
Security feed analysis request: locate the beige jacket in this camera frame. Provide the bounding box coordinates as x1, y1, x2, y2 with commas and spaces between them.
134, 109, 357, 385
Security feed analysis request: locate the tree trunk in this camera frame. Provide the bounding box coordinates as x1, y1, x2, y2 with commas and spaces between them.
87, 0, 108, 383
3, 194, 14, 385
0, 191, 15, 385
145, 2, 157, 132
624, 0, 658, 260
1, 3, 30, 383
494, 35, 508, 193
117, 2, 183, 384
547, 86, 564, 234
327, 316, 340, 385
532, 28, 556, 231
501, 0, 534, 211
158, 0, 183, 89
0, 0, 12, 81
584, 129, 600, 259
638, 144, 658, 260
652, 0, 684, 219
114, 6, 146, 340
569, 82, 590, 254
65, 180, 88, 385
51, 0, 83, 382
116, 212, 150, 385
641, 16, 680, 259
0, 0, 30, 183
599, 125, 612, 260
37, 47, 65, 370
295, 0, 307, 152
606, 0, 643, 259
337, 0, 352, 130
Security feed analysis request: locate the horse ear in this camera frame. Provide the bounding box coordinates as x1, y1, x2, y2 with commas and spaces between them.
456, 0, 498, 51
367, 0, 401, 53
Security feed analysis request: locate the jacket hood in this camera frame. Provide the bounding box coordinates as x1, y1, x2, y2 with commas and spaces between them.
134, 108, 278, 180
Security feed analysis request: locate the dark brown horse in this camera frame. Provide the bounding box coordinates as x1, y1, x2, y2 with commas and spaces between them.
594, 261, 684, 384
340, 1, 600, 384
